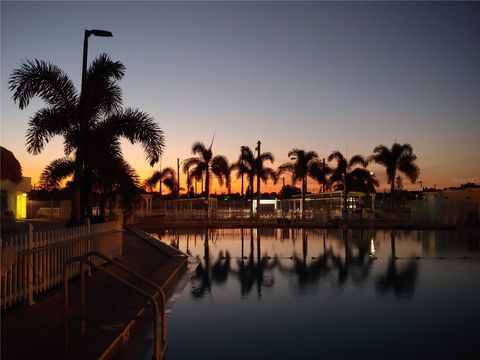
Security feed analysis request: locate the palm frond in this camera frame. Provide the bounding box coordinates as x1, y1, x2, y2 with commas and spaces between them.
40, 157, 75, 190
398, 157, 420, 183
348, 154, 368, 169
277, 162, 294, 177
26, 107, 74, 154
101, 108, 164, 166
9, 59, 78, 109
308, 160, 331, 185
211, 155, 230, 189
182, 158, 201, 173
192, 141, 212, 162
87, 53, 125, 82
83, 54, 125, 120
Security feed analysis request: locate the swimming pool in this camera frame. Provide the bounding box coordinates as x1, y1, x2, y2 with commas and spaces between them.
153, 228, 480, 359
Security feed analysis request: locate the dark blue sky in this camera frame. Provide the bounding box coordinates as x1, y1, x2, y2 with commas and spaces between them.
2, 1, 479, 190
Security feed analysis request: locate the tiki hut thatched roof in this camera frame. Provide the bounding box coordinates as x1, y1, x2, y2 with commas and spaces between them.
1, 146, 23, 183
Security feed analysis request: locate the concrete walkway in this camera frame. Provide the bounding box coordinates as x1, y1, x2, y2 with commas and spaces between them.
1, 229, 187, 360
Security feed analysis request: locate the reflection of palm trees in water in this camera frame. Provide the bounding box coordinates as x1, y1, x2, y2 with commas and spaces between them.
191, 230, 212, 298
191, 229, 276, 299
191, 230, 234, 298
332, 230, 373, 286
376, 231, 418, 296
278, 230, 373, 290
191, 229, 381, 298
212, 250, 231, 284
277, 230, 333, 290
234, 229, 276, 298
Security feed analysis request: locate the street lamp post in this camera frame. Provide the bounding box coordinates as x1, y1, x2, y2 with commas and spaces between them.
255, 141, 261, 214
177, 158, 189, 198
81, 29, 113, 99
74, 29, 112, 224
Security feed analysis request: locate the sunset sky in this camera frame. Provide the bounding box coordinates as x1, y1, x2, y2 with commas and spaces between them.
2, 1, 479, 193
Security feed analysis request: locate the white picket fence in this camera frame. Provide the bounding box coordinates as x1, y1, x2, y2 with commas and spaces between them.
0, 219, 123, 309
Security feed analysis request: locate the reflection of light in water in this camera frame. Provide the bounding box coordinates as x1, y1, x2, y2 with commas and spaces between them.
370, 238, 376, 259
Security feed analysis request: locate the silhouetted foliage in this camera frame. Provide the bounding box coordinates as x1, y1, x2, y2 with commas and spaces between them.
183, 141, 230, 197
144, 167, 178, 196
0, 146, 22, 183
280, 185, 302, 199
370, 142, 420, 193
278, 149, 323, 216
9, 54, 164, 224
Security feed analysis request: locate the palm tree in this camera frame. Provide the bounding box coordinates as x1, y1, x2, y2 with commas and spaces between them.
182, 141, 230, 197
253, 148, 277, 210
328, 151, 377, 213
9, 54, 164, 224
308, 159, 331, 192
370, 143, 420, 193
230, 146, 251, 198
278, 149, 319, 217
233, 146, 277, 217
143, 167, 178, 197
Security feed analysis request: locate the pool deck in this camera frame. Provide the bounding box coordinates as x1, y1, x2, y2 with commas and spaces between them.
1, 227, 188, 360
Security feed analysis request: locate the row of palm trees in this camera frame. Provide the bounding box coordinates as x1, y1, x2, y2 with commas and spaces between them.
145, 141, 420, 213
9, 54, 419, 224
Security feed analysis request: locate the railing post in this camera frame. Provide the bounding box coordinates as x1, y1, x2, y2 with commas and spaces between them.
27, 224, 35, 305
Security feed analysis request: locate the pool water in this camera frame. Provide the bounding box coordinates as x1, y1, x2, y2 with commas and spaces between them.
152, 228, 480, 359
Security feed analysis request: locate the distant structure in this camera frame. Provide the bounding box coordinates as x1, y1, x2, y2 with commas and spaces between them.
1, 147, 31, 221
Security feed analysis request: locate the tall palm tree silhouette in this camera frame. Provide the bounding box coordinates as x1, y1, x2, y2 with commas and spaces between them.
278, 149, 319, 218
233, 146, 277, 217
144, 167, 177, 197
9, 54, 164, 224
182, 141, 230, 197
370, 142, 420, 194
328, 151, 377, 212
230, 146, 251, 198
254, 148, 277, 211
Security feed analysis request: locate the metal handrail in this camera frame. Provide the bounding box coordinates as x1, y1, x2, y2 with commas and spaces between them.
63, 256, 164, 360
83, 251, 167, 343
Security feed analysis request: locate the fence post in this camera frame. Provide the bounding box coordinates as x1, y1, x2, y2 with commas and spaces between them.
27, 224, 35, 305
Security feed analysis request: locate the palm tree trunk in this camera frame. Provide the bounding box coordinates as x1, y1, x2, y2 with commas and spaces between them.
390, 171, 396, 210
342, 172, 347, 216
249, 176, 254, 219
241, 174, 245, 219
205, 168, 210, 197
241, 174, 244, 197
205, 169, 210, 220
256, 178, 261, 218
301, 176, 307, 219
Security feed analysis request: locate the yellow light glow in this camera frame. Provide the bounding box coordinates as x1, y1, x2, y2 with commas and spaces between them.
370, 238, 376, 258
16, 193, 27, 218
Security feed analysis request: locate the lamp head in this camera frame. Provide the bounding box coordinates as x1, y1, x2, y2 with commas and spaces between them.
86, 29, 113, 37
